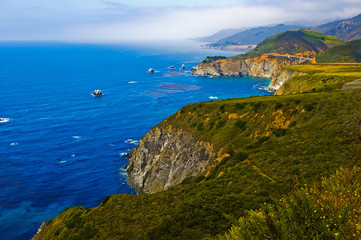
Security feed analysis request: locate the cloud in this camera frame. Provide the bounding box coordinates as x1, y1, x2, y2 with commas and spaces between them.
1, 0, 361, 41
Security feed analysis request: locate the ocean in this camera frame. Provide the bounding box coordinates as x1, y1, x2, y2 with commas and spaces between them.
0, 41, 271, 239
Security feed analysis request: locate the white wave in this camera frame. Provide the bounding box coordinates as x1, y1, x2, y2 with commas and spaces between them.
209, 96, 218, 99
72, 136, 81, 139
125, 139, 139, 145
119, 152, 128, 157
70, 154, 76, 157
0, 118, 10, 123
59, 160, 67, 164
128, 81, 138, 84
10, 142, 18, 146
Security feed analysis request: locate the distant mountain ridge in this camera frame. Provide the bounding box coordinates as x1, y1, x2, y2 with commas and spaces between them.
215, 24, 304, 45
195, 27, 247, 43
313, 13, 361, 41
201, 24, 306, 51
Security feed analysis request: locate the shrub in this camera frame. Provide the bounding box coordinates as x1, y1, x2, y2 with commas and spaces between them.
216, 120, 227, 129
304, 102, 317, 111
234, 120, 247, 130
272, 128, 287, 137
223, 168, 361, 240
197, 123, 204, 131
235, 103, 246, 109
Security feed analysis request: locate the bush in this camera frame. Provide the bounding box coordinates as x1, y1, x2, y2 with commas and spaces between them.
223, 168, 361, 240
216, 120, 227, 129
235, 103, 246, 109
272, 128, 287, 137
234, 120, 247, 130
304, 102, 317, 111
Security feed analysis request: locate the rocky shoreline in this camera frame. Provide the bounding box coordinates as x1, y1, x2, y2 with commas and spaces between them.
193, 53, 310, 92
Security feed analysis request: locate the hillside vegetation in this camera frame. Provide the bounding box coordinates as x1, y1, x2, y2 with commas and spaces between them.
316, 39, 361, 63
277, 64, 361, 95
223, 168, 361, 239
234, 30, 342, 59
34, 88, 361, 239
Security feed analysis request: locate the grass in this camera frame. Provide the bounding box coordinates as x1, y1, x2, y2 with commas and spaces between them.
222, 167, 361, 239
277, 64, 361, 95
34, 90, 361, 240
316, 39, 361, 63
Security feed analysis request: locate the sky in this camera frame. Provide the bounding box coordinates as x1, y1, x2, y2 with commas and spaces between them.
1, 0, 361, 42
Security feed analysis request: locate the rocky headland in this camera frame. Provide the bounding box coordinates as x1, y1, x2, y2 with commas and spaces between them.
194, 53, 309, 92
127, 123, 216, 193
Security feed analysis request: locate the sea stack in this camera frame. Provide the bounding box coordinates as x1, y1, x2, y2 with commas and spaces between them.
181, 64, 186, 69
93, 89, 103, 96
148, 68, 155, 73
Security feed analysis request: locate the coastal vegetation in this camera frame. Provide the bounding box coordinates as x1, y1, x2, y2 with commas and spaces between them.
316, 39, 361, 63
276, 63, 361, 95
201, 56, 227, 64
223, 168, 361, 239
34, 87, 361, 239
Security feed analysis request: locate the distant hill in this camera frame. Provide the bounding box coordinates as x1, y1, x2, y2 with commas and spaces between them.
215, 24, 304, 45
237, 29, 343, 59
316, 39, 361, 63
313, 13, 361, 41
195, 27, 246, 43
202, 24, 305, 51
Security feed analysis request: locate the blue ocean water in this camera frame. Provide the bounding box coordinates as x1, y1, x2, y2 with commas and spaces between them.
0, 41, 271, 240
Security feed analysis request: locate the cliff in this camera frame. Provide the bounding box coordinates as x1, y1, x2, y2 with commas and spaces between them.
127, 123, 215, 193
195, 29, 342, 91
269, 68, 307, 92
195, 54, 309, 91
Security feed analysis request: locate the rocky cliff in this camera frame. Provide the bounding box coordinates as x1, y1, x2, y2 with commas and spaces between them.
127, 123, 216, 193
195, 54, 309, 89
269, 68, 307, 92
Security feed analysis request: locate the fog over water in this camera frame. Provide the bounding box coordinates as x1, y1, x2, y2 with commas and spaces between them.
1, 0, 361, 42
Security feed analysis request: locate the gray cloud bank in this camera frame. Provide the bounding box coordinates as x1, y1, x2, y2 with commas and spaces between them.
1, 0, 361, 42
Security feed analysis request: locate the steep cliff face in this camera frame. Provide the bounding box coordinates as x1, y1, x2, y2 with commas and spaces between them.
195, 54, 309, 92
127, 123, 216, 193
268, 68, 306, 92
195, 54, 308, 78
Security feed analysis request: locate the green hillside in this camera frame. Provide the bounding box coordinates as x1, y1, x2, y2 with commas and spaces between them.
223, 168, 361, 239
316, 39, 361, 63
235, 30, 342, 59
34, 87, 361, 239
277, 64, 361, 95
